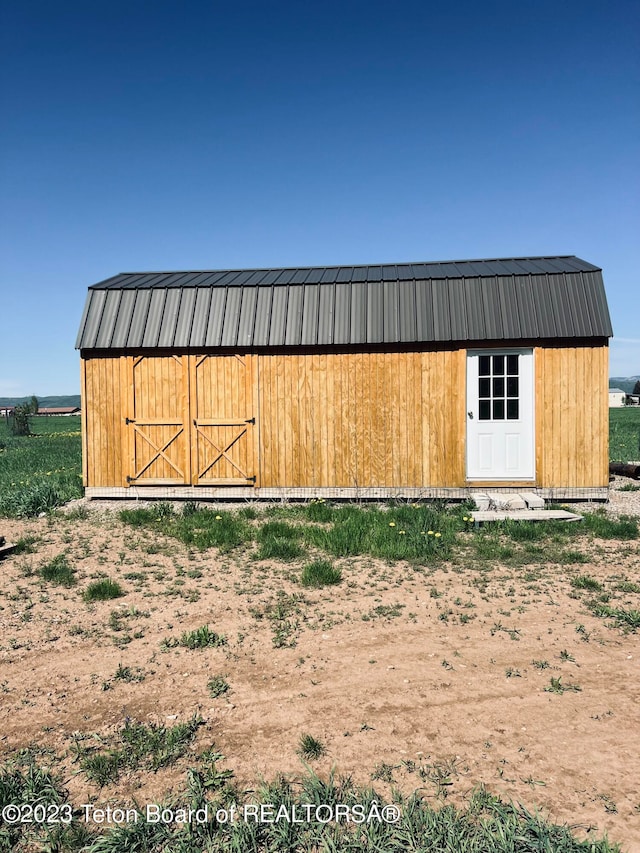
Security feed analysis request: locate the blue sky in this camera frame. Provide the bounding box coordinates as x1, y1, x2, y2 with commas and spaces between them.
1, 0, 638, 396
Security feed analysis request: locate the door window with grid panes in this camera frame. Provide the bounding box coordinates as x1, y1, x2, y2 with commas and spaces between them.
478, 353, 520, 421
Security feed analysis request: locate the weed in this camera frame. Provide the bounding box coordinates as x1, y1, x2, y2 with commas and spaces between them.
297, 733, 325, 760
618, 483, 640, 492
571, 575, 603, 591
544, 677, 581, 694
180, 625, 227, 649
39, 553, 76, 586
12, 535, 39, 554
300, 559, 342, 587
113, 663, 145, 683
83, 578, 125, 602
371, 762, 397, 783
76, 715, 203, 786
589, 602, 640, 632
532, 659, 550, 669
207, 675, 230, 698
559, 649, 576, 662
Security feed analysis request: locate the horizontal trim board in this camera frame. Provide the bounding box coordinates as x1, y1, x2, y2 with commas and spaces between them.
85, 486, 609, 501
79, 337, 610, 359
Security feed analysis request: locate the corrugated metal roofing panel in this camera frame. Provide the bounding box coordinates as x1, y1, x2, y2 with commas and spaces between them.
221, 288, 242, 346
317, 284, 335, 345
398, 280, 417, 342
383, 281, 399, 342
110, 291, 137, 347
350, 282, 367, 342
367, 283, 383, 343
285, 286, 303, 346
175, 289, 197, 345
447, 280, 468, 341
156, 290, 180, 348
205, 289, 227, 347
432, 281, 451, 341
92, 290, 120, 348
238, 287, 258, 346
127, 290, 152, 347
141, 289, 166, 348
269, 287, 288, 346
414, 280, 434, 341
78, 256, 612, 349
334, 283, 351, 344
301, 285, 320, 345
253, 287, 273, 346
80, 290, 106, 348
189, 289, 212, 347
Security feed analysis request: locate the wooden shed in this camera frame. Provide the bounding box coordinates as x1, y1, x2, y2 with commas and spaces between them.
76, 256, 612, 500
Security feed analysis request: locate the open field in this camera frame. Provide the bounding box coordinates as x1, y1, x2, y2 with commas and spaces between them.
0, 415, 82, 517
610, 408, 640, 463
1, 492, 639, 851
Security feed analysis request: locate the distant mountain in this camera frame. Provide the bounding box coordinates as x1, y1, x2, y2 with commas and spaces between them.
609, 377, 640, 394
0, 395, 81, 409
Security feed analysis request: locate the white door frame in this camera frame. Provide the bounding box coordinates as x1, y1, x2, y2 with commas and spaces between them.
466, 348, 535, 480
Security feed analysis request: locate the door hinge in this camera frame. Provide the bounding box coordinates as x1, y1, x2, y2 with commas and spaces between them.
245, 417, 255, 424
247, 475, 257, 484
126, 475, 133, 483
125, 417, 135, 425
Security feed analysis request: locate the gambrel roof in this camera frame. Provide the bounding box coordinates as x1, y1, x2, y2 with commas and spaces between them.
76, 255, 612, 350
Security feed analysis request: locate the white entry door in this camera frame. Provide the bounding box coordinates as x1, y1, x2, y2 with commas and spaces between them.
466, 349, 534, 480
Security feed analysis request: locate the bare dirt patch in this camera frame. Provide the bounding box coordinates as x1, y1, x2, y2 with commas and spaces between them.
1, 487, 639, 850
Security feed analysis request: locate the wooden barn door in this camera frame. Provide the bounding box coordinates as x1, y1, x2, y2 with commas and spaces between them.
190, 355, 256, 485
125, 356, 190, 485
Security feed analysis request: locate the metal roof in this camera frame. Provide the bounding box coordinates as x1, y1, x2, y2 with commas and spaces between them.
76, 256, 612, 350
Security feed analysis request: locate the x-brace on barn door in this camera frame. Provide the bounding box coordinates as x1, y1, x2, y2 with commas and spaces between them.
190, 354, 256, 485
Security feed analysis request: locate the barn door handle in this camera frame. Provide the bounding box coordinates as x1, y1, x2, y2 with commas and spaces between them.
467, 411, 473, 419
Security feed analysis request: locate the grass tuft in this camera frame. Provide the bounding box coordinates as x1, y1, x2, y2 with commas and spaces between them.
83, 578, 125, 602
300, 559, 342, 587
40, 553, 76, 586
297, 733, 326, 760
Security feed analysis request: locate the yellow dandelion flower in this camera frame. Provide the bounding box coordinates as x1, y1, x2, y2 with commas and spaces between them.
399, 530, 406, 535
215, 515, 222, 520
389, 522, 396, 527
463, 516, 469, 522
427, 530, 434, 535
435, 532, 442, 538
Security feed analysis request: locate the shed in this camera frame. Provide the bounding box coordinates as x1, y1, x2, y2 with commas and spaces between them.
76, 255, 612, 500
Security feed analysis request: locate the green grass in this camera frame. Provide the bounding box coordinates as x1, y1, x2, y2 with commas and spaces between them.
0, 754, 623, 853
609, 407, 640, 462
83, 578, 125, 602
256, 520, 306, 560
119, 504, 253, 552
40, 553, 77, 586
0, 415, 82, 517
300, 559, 342, 587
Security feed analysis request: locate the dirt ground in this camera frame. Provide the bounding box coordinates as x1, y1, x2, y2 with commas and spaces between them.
1, 481, 639, 850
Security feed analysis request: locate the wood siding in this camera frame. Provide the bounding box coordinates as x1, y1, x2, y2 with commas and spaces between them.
81, 343, 608, 491
535, 344, 609, 489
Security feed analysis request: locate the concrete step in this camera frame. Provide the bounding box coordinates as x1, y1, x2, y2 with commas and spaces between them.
471, 509, 582, 523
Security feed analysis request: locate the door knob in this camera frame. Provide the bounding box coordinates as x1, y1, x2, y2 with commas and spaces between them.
468, 411, 473, 419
